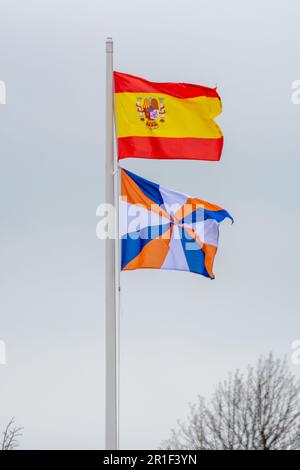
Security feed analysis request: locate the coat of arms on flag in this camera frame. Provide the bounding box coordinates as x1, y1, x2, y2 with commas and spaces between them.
120, 169, 233, 279
136, 97, 166, 129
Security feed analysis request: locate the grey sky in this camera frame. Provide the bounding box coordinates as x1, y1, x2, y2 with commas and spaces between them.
0, 0, 300, 450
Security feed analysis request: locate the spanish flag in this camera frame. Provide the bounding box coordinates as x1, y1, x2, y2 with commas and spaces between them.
114, 72, 223, 161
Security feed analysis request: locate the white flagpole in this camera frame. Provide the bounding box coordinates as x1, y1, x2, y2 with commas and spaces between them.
105, 36, 119, 450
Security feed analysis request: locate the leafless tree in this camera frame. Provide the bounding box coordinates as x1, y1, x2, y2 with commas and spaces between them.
1, 418, 23, 450
162, 354, 300, 450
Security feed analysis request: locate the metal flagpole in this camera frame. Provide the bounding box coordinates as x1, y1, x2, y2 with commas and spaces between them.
105, 36, 119, 450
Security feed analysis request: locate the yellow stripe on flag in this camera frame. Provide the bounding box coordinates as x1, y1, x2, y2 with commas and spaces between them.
115, 92, 223, 139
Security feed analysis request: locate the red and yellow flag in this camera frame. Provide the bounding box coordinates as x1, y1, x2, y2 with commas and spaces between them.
114, 71, 223, 161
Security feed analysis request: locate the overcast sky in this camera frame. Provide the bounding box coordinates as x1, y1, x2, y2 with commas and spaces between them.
1, 0, 300, 450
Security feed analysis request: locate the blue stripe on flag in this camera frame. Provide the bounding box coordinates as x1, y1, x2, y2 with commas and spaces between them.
180, 208, 233, 224
179, 227, 211, 278
123, 169, 164, 206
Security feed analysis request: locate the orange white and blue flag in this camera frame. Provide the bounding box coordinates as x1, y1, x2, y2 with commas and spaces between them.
121, 169, 232, 279
114, 72, 223, 161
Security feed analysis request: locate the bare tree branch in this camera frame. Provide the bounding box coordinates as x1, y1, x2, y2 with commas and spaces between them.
162, 354, 300, 450
1, 418, 23, 450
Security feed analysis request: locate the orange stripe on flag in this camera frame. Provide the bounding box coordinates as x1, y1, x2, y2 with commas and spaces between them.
120, 169, 171, 221
202, 243, 218, 279
123, 226, 172, 270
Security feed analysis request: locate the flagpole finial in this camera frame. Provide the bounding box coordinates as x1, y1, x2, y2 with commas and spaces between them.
106, 37, 113, 53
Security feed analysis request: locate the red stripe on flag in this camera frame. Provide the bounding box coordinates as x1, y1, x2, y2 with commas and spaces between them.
114, 72, 220, 100
117, 136, 224, 161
